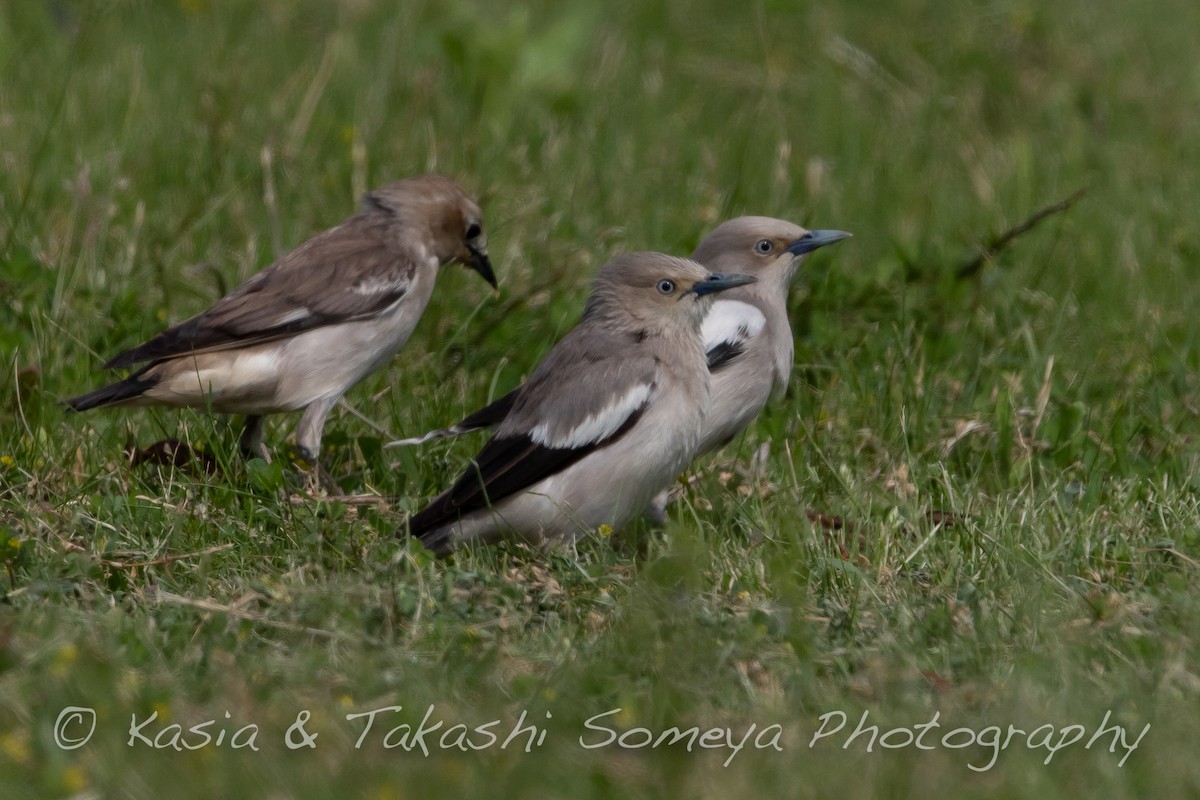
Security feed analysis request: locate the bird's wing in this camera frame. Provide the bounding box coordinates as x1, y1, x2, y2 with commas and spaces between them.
406, 329, 658, 539
386, 388, 519, 447
105, 212, 417, 368
702, 298, 767, 372
395, 298, 772, 450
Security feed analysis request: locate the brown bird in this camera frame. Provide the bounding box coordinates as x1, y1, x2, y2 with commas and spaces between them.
66, 174, 495, 482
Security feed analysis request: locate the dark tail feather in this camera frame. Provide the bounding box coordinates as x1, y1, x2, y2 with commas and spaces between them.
63, 367, 158, 412
399, 516, 454, 558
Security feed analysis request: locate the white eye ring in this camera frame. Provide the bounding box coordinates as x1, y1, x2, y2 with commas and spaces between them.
656, 279, 676, 295
754, 239, 773, 254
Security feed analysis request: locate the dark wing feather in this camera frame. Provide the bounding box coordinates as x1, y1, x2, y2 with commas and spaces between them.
457, 388, 519, 431
706, 339, 748, 371
407, 407, 645, 540
406, 326, 658, 540
699, 298, 766, 375
106, 212, 413, 368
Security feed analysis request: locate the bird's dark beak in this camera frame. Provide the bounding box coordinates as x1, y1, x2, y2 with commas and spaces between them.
785, 229, 852, 256
467, 245, 498, 289
692, 272, 757, 296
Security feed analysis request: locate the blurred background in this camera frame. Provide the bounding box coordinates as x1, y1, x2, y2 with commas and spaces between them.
2, 1, 1200, 797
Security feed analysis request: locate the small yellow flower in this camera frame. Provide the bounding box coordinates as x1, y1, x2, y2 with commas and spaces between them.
156, 308, 168, 322
7, 538, 19, 550
0, 455, 13, 468
338, 694, 354, 710
61, 765, 87, 793
0, 731, 31, 765
368, 785, 403, 800
597, 524, 613, 538
51, 643, 78, 677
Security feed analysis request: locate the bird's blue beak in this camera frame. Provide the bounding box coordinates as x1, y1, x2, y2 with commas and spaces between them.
692, 272, 757, 296
785, 229, 852, 256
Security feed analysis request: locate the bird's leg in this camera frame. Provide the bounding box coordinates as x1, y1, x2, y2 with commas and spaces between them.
645, 488, 670, 525
291, 395, 340, 493
239, 415, 270, 462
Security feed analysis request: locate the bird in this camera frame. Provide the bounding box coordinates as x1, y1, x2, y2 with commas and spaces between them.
684, 217, 851, 455
402, 252, 756, 555
391, 217, 849, 465
64, 174, 496, 485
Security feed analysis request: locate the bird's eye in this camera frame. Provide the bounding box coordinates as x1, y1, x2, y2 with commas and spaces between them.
754, 239, 773, 254
465, 222, 482, 240
656, 279, 676, 295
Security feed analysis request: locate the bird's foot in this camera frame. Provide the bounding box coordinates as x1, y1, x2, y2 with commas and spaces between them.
287, 444, 339, 495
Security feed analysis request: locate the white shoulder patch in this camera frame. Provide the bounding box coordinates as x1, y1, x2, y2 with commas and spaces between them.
702, 299, 766, 351
529, 383, 652, 449
352, 275, 412, 296
269, 307, 312, 327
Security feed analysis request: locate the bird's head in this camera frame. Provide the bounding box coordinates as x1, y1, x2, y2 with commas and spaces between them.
691, 216, 850, 291
365, 174, 497, 289
584, 252, 756, 335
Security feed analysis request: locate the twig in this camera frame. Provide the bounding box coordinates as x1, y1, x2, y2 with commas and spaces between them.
288, 493, 391, 506
956, 187, 1088, 280
1143, 546, 1200, 571
145, 587, 343, 640
337, 398, 396, 440
60, 539, 235, 568
100, 542, 234, 569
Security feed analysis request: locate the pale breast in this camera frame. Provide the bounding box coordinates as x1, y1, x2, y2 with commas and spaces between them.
270, 255, 440, 408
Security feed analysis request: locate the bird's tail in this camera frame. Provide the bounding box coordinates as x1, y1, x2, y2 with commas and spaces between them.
63, 367, 158, 412
400, 516, 454, 558
401, 497, 464, 557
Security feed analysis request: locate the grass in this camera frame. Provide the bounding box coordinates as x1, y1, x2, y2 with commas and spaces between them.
2, 0, 1200, 796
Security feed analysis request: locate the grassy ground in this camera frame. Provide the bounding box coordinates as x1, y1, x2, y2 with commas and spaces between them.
2, 0, 1200, 796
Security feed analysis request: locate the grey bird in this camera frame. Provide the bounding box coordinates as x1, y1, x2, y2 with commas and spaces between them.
65, 174, 496, 478
402, 252, 755, 555
392, 217, 849, 466
686, 217, 850, 455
